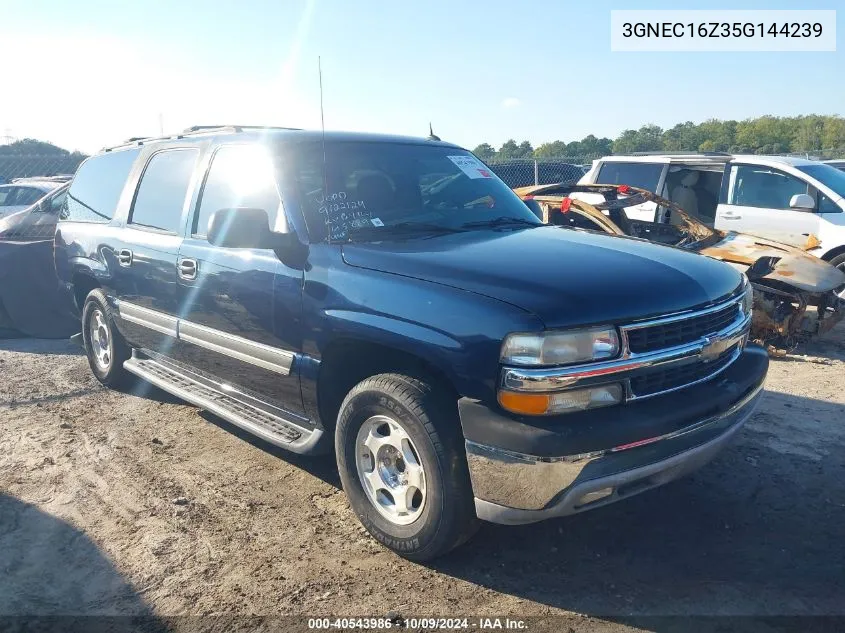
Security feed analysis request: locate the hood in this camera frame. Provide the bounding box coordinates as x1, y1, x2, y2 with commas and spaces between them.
699, 232, 845, 293
342, 226, 743, 329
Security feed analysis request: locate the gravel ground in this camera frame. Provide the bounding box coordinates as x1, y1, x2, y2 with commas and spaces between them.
1, 323, 844, 631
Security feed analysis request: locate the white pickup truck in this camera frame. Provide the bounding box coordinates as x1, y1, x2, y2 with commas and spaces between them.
578, 153, 845, 280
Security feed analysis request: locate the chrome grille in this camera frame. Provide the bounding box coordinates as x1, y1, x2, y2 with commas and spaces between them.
499, 291, 751, 408
626, 301, 740, 354
629, 346, 739, 398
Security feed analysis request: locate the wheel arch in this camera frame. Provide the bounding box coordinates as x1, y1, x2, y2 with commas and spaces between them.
820, 244, 845, 263
71, 272, 101, 312
316, 337, 460, 437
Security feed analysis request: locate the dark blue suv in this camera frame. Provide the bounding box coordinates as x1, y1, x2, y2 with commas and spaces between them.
55, 126, 768, 559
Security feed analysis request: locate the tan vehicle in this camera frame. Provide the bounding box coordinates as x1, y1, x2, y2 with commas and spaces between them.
515, 183, 845, 349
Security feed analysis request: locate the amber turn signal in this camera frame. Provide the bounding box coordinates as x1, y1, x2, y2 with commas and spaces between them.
497, 391, 550, 415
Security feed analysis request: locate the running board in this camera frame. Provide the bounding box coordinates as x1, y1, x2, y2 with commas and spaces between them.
123, 355, 323, 454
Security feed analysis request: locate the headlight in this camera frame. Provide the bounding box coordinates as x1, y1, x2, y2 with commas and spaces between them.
500, 327, 620, 367
741, 277, 754, 316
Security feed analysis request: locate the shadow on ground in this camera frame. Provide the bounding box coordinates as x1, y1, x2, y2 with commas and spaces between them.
199, 410, 341, 489
0, 338, 82, 356
0, 493, 167, 631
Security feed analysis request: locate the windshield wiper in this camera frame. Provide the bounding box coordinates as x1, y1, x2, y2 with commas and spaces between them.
346, 221, 466, 241
459, 216, 541, 230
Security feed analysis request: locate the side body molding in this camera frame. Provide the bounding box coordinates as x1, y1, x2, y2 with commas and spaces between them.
115, 300, 294, 376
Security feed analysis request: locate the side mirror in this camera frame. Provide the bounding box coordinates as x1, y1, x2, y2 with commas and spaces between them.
789, 193, 815, 211
207, 207, 289, 249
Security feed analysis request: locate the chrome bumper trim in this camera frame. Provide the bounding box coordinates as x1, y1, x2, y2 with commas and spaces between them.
466, 382, 764, 518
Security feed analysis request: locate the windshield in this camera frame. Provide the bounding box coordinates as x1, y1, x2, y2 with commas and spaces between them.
797, 164, 845, 198
286, 142, 541, 241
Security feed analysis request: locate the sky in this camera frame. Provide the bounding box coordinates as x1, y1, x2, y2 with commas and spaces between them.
0, 0, 843, 154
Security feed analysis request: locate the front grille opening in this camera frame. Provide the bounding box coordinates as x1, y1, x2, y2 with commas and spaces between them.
627, 302, 739, 354
630, 347, 737, 397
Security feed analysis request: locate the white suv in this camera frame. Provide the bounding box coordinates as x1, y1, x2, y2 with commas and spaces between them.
579, 153, 845, 276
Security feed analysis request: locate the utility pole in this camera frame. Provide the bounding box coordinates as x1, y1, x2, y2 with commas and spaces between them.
158, 113, 164, 136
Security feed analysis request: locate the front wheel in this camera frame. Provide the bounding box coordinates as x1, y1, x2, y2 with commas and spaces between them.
81, 289, 132, 388
335, 373, 478, 561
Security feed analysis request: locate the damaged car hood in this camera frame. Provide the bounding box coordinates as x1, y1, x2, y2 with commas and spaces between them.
700, 232, 845, 293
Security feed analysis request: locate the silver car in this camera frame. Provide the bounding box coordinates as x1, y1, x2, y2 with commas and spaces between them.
0, 177, 69, 220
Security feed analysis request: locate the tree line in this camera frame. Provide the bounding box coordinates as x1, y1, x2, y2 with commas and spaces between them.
0, 138, 86, 158
473, 115, 845, 161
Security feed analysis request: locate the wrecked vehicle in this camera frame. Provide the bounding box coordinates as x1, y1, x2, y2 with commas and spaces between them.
515, 183, 845, 349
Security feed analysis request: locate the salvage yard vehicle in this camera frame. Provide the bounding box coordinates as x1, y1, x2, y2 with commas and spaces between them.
579, 153, 845, 282
0, 181, 78, 338
0, 182, 69, 241
515, 183, 845, 350
0, 176, 69, 220
55, 125, 768, 560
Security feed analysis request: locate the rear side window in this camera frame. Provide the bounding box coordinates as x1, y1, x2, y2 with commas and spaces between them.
597, 162, 664, 192
129, 149, 198, 233
0, 186, 11, 205
64, 148, 141, 222
728, 165, 808, 210
193, 144, 282, 237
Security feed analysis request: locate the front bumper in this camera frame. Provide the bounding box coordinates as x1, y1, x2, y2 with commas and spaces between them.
461, 345, 768, 525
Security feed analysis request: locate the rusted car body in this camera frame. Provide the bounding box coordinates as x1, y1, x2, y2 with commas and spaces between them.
515, 183, 845, 349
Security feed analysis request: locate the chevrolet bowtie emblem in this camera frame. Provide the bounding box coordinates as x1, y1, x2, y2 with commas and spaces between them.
700, 334, 729, 362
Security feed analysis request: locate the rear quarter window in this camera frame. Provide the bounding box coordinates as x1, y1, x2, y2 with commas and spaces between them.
597, 162, 664, 192
64, 148, 141, 223
129, 149, 198, 233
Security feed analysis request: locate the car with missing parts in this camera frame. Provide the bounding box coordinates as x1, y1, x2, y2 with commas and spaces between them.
516, 183, 845, 350
55, 125, 768, 560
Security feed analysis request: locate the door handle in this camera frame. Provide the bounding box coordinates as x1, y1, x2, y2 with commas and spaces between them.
721, 212, 742, 220
117, 249, 133, 267
178, 258, 197, 280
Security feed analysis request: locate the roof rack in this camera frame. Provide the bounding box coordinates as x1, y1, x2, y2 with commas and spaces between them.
629, 151, 731, 157
12, 175, 73, 183
103, 125, 302, 152
182, 125, 302, 133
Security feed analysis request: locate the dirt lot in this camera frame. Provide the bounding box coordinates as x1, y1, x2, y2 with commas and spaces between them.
1, 322, 844, 631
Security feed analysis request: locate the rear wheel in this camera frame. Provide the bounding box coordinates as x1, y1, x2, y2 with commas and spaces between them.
82, 289, 132, 388
335, 373, 478, 560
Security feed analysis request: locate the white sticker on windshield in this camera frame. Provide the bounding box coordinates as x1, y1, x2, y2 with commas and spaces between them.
371, 218, 384, 227
448, 155, 493, 179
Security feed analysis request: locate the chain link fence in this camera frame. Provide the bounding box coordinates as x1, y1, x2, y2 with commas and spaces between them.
0, 155, 85, 184
485, 157, 596, 189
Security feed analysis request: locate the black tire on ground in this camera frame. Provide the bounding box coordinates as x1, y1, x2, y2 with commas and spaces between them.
829, 254, 845, 292
335, 373, 479, 561
81, 289, 133, 388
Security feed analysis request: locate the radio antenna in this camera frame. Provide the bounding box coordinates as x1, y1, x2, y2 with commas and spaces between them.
319, 56, 331, 240
319, 56, 327, 191
319, 57, 326, 136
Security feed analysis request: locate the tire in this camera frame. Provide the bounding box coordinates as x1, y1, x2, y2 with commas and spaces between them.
829, 254, 845, 300
81, 289, 133, 388
335, 373, 479, 561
